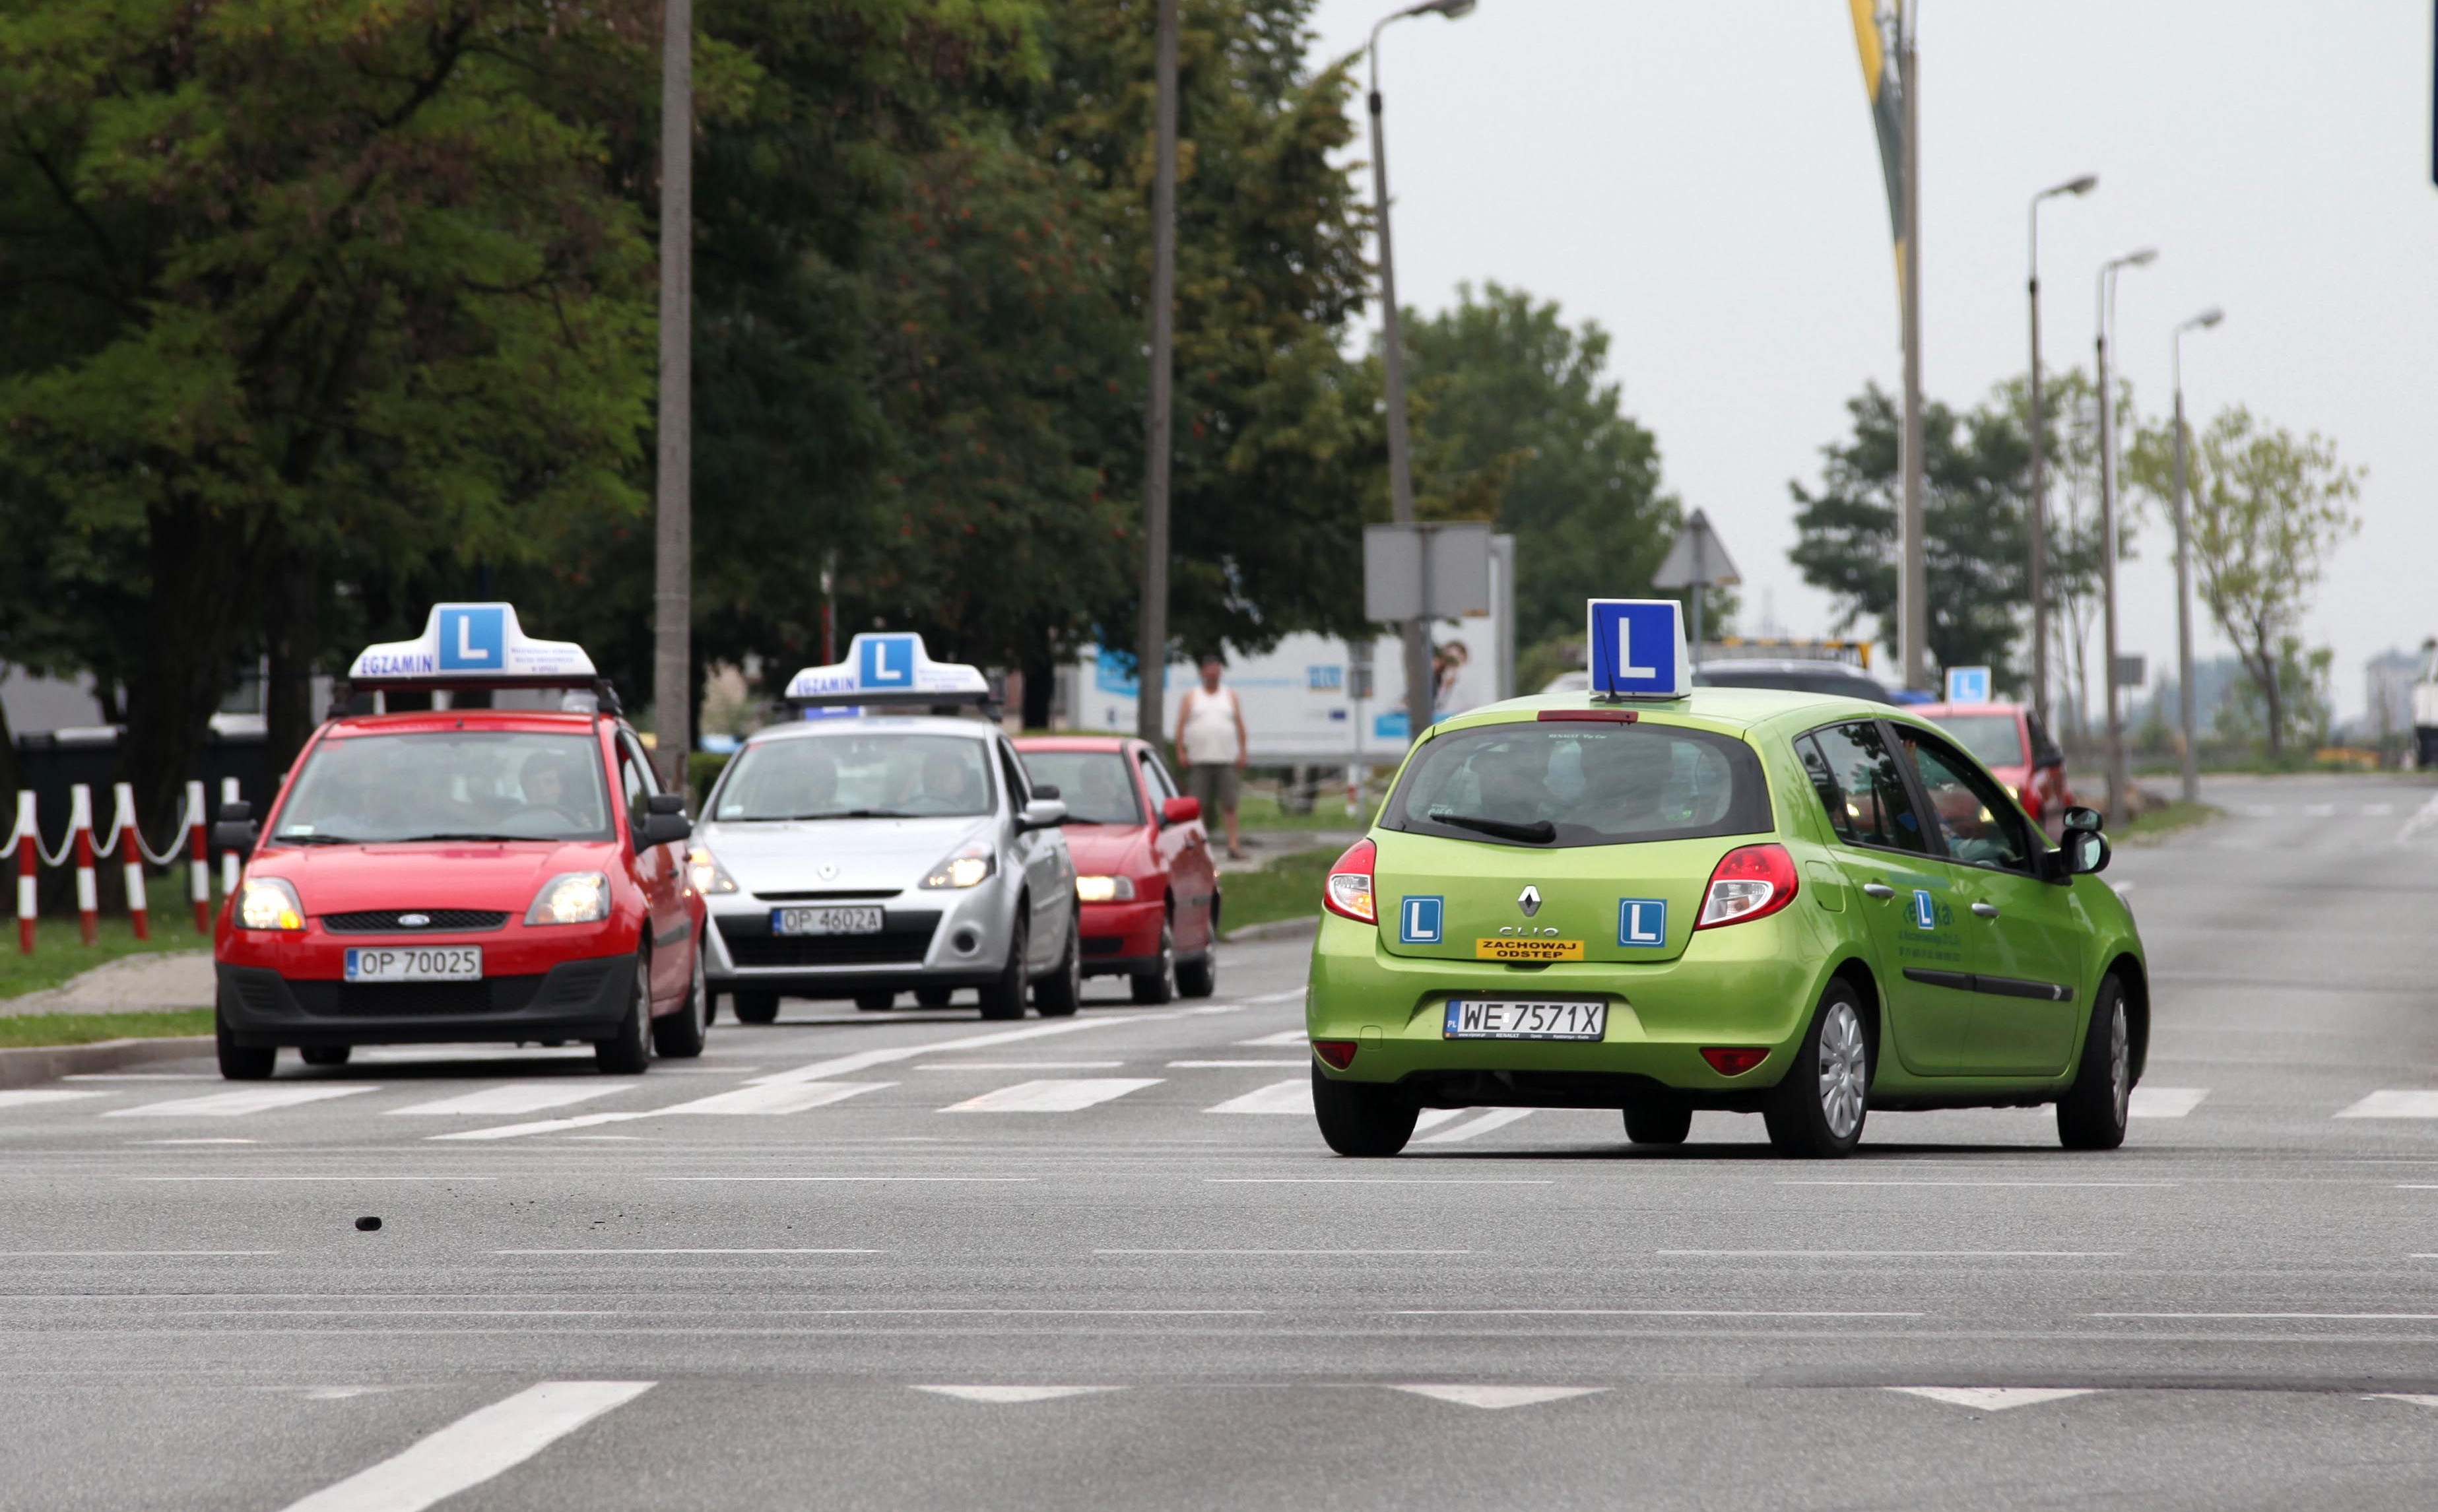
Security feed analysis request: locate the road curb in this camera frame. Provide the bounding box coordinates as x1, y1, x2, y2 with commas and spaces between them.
0, 1035, 214, 1090
1224, 915, 1319, 944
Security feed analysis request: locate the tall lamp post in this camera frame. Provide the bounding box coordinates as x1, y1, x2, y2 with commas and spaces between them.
2171, 307, 2224, 805
2095, 246, 2156, 825
2026, 173, 2096, 729
651, 0, 694, 790
1368, 0, 1476, 744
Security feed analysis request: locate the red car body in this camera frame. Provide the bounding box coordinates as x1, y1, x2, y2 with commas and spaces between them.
1915, 701, 2080, 839
1014, 736, 1221, 994
213, 708, 704, 1065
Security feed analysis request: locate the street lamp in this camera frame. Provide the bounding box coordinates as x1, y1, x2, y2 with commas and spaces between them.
1369, 0, 1477, 745
2171, 306, 2224, 805
2095, 246, 2156, 825
2026, 173, 2096, 732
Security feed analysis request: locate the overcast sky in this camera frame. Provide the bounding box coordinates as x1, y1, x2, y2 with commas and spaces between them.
1302, 0, 2437, 718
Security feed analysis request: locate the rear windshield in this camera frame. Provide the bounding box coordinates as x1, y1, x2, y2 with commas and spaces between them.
713, 732, 995, 820
1381, 720, 1771, 849
1018, 751, 1141, 826
274, 732, 613, 844
1696, 668, 1898, 704
1927, 713, 2026, 768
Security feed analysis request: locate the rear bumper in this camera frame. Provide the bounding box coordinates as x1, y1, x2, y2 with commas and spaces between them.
215, 956, 632, 1048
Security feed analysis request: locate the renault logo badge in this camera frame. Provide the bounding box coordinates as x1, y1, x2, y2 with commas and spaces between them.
1517, 886, 1542, 918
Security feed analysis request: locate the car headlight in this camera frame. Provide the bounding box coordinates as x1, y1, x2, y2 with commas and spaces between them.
236, 876, 305, 932
525, 871, 610, 925
1075, 874, 1136, 903
921, 842, 995, 890
688, 845, 739, 896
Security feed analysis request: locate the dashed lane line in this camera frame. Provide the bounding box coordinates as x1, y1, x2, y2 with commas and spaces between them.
387, 1084, 635, 1117
1414, 1108, 1535, 1144
2336, 1091, 2438, 1119
106, 1086, 378, 1119
942, 1078, 1163, 1113
1888, 1387, 2097, 1412
277, 1380, 655, 1512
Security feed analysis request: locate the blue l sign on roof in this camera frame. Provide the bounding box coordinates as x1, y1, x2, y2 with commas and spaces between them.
1943, 665, 1992, 704
1585, 599, 1688, 699
436, 606, 505, 671
859, 634, 917, 690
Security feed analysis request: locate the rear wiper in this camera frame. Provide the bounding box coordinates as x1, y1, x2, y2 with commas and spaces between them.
1432, 812, 1556, 844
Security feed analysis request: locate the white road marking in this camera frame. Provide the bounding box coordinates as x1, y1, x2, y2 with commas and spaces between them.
1239, 989, 1307, 1004
1205, 1079, 1309, 1115
125, 1175, 497, 1182
748, 1012, 1176, 1088
0, 1090, 108, 1109
2303, 804, 2336, 818
2336, 1090, 2438, 1119
65, 1072, 216, 1080
2367, 1393, 2438, 1408
1888, 1387, 2097, 1412
495, 1249, 879, 1256
1170, 1059, 1307, 1068
1237, 1030, 1309, 1047
277, 1379, 654, 1512
915, 1061, 1125, 1070
1388, 1385, 1605, 1410
2129, 1086, 2208, 1117
1207, 1177, 1552, 1185
387, 1084, 634, 1117
913, 1385, 1118, 1403
429, 1080, 892, 1137
2241, 804, 2278, 817
2397, 791, 2438, 843
1413, 1109, 1466, 1132
1414, 1108, 1536, 1144
430, 1111, 649, 1140
2362, 804, 2395, 816
131, 1138, 256, 1145
1100, 1249, 1468, 1256
944, 1078, 1162, 1113
1780, 1179, 2175, 1189
109, 1086, 377, 1119
653, 1175, 1034, 1183
2095, 1312, 2438, 1321
0, 1249, 278, 1257
1396, 1309, 1921, 1318
1657, 1250, 2119, 1259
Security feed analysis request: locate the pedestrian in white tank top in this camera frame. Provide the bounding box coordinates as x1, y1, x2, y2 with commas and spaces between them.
1175, 654, 1248, 859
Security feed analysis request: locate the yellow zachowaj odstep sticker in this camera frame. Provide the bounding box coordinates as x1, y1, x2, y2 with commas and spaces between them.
1474, 937, 1585, 963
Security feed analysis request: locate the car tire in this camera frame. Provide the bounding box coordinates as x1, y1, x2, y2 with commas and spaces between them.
651, 942, 709, 1059
2057, 975, 2132, 1151
854, 993, 896, 1013
1622, 1099, 1692, 1146
595, 956, 653, 1075
977, 909, 1030, 1022
298, 1044, 351, 1068
1311, 1065, 1419, 1157
1762, 980, 1871, 1158
1175, 947, 1217, 1000
915, 987, 954, 1009
216, 997, 276, 1082
1131, 920, 1177, 1006
1034, 919, 1082, 1018
732, 992, 779, 1025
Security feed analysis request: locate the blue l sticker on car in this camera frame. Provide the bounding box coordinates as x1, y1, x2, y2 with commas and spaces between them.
1400, 896, 1443, 945
1617, 898, 1667, 948
1911, 889, 1937, 930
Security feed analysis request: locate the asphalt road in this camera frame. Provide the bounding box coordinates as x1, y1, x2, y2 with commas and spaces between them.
4, 772, 2437, 1510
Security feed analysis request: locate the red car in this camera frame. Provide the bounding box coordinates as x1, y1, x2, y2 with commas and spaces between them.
210, 605, 706, 1079
1915, 700, 2080, 839
1014, 735, 1221, 1003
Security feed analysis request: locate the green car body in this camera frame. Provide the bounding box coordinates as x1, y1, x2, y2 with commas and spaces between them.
1305, 686, 2148, 1156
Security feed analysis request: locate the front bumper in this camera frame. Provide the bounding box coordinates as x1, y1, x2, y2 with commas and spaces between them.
216, 954, 633, 1048
1079, 898, 1165, 977
1303, 911, 1834, 1107
704, 878, 1014, 1000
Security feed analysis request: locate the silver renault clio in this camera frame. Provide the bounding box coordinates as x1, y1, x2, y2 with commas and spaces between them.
691, 715, 1079, 1021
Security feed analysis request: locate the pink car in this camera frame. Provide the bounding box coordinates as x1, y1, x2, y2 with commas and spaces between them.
1915, 701, 2080, 839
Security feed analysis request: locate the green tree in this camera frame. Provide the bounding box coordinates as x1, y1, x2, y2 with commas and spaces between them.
0, 0, 675, 828
2129, 406, 2361, 760
1402, 282, 1678, 651
1789, 383, 2032, 688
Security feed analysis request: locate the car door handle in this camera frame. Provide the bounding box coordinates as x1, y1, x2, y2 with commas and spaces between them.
1861, 882, 1894, 900
1971, 902, 2000, 919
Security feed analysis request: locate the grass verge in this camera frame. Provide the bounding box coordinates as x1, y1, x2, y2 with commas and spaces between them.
2115, 800, 2221, 845
1221, 847, 1338, 934
0, 1010, 213, 1048
0, 918, 211, 1000
1234, 789, 1381, 834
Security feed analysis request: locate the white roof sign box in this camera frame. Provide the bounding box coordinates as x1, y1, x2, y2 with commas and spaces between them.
348, 604, 596, 681
784, 633, 991, 705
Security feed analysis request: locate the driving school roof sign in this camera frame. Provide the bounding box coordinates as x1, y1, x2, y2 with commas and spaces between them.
349, 604, 597, 680
784, 633, 991, 705
1585, 598, 1690, 700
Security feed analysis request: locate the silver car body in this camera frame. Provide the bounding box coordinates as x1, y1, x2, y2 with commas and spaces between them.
694, 716, 1076, 1002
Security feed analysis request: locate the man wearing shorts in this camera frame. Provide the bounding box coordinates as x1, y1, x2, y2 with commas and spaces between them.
1175, 653, 1249, 859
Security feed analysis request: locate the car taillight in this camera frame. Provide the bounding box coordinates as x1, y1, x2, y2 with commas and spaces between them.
1313, 1039, 1358, 1070
1695, 843, 1799, 930
1324, 838, 1377, 925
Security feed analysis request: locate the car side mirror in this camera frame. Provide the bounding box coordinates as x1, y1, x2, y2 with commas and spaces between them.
1030, 783, 1061, 801
2060, 805, 2103, 834
2062, 828, 2111, 876
1161, 795, 1201, 827
636, 793, 691, 849
1019, 798, 1069, 832
211, 801, 258, 853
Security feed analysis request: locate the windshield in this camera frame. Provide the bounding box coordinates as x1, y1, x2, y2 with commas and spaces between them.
1018, 751, 1141, 826
1928, 713, 2026, 768
713, 732, 995, 820
273, 731, 612, 843
1381, 721, 1772, 848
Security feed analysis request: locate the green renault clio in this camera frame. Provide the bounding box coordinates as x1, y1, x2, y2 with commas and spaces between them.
1305, 687, 2144, 1158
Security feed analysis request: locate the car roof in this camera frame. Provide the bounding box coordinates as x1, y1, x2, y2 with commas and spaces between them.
321, 710, 607, 739
1435, 686, 1908, 740
741, 714, 1001, 746
1012, 735, 1137, 753
1912, 702, 2024, 717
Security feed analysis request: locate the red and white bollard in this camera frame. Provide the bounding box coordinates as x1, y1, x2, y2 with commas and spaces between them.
112, 783, 149, 941
218, 777, 242, 901
69, 784, 97, 946
15, 791, 35, 956
187, 780, 210, 935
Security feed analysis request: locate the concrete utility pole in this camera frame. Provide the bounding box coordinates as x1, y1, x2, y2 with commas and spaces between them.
651, 0, 693, 791
2172, 307, 2224, 805
1895, 10, 1925, 692
1135, 0, 1180, 746
2026, 174, 2097, 729
2095, 247, 2156, 824
1368, 0, 1476, 743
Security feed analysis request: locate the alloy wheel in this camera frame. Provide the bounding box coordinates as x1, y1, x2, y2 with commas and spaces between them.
1816, 1001, 1867, 1139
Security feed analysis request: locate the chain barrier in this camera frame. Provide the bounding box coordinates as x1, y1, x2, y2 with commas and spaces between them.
9, 780, 224, 953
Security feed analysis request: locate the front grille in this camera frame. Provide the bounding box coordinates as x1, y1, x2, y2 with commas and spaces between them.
285, 977, 544, 1016
322, 909, 510, 934
719, 911, 939, 968
1081, 936, 1127, 957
